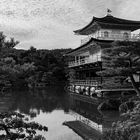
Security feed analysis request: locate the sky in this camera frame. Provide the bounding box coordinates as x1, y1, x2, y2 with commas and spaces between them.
0, 0, 140, 50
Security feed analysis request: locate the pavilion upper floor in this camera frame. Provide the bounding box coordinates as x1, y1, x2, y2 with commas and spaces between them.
81, 29, 140, 45
66, 14, 140, 68
75, 14, 140, 44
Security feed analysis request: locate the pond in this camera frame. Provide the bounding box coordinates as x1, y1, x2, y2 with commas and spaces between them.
0, 86, 120, 140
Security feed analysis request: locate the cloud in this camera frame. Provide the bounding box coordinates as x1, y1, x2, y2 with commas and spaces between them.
0, 0, 140, 50
0, 16, 38, 43
16, 17, 81, 50
80, 0, 123, 17
0, 0, 88, 49
117, 0, 140, 20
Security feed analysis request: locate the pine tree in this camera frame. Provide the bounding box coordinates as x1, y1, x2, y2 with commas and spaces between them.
99, 41, 140, 96
0, 112, 48, 139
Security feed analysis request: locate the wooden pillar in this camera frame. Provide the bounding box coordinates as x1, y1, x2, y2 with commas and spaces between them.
100, 62, 103, 85
78, 56, 80, 65
75, 56, 77, 62
89, 71, 91, 80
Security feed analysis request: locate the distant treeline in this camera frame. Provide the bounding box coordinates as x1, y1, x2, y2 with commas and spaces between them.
0, 32, 71, 90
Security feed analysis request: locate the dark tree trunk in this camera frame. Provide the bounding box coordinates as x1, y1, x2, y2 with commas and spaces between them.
130, 75, 140, 96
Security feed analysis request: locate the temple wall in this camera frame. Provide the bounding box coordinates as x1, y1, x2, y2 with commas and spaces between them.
89, 31, 99, 38
89, 51, 101, 62
73, 43, 101, 60
99, 29, 131, 33
74, 50, 101, 62
98, 29, 131, 40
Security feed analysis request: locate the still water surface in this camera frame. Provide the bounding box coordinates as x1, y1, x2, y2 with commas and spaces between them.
0, 86, 120, 140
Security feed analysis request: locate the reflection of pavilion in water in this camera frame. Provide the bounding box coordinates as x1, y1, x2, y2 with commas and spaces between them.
69, 94, 120, 133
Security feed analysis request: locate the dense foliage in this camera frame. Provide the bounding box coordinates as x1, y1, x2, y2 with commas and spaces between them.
0, 32, 71, 139
0, 32, 70, 90
99, 41, 140, 95
103, 97, 140, 140
0, 112, 48, 140
99, 41, 140, 139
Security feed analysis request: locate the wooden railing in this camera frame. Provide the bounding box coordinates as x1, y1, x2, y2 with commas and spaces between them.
68, 55, 101, 67
70, 79, 101, 86
98, 32, 140, 41
81, 33, 140, 44
69, 77, 133, 88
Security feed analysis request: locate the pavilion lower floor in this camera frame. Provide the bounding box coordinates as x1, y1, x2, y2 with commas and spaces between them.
69, 67, 133, 90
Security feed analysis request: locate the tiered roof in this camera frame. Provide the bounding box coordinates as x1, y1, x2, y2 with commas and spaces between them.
74, 15, 140, 35
66, 38, 112, 55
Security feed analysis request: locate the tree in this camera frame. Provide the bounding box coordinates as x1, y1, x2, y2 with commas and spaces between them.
0, 32, 6, 49
103, 97, 140, 140
5, 37, 19, 48
0, 112, 48, 140
99, 41, 140, 96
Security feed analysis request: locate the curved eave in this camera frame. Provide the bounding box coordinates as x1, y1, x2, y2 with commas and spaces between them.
66, 38, 95, 55
74, 17, 99, 35
74, 15, 140, 35
100, 15, 140, 25
98, 22, 140, 31
74, 24, 100, 35
65, 38, 113, 56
